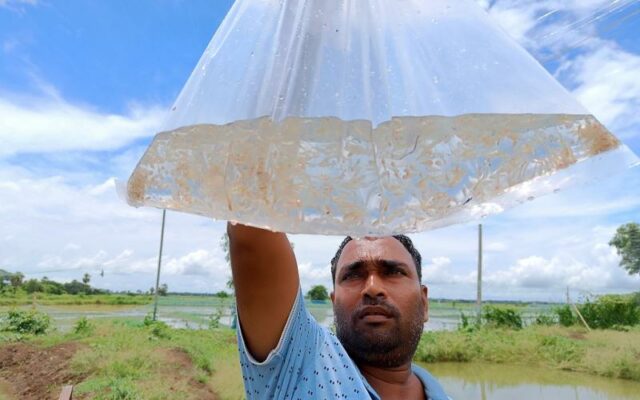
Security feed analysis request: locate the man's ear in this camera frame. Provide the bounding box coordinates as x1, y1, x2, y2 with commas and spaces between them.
421, 284, 429, 323
330, 291, 335, 305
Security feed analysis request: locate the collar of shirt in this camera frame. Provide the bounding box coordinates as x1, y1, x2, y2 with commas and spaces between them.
357, 364, 451, 400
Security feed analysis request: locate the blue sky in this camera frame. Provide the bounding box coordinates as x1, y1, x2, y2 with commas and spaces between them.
1, 0, 639, 301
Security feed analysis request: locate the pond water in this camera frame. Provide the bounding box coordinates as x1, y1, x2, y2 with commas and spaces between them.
3, 299, 543, 333
421, 362, 640, 400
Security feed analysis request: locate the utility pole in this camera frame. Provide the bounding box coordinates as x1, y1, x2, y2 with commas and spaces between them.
476, 224, 483, 324
152, 209, 167, 321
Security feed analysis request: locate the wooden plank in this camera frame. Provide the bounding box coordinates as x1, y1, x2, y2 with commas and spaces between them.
58, 385, 73, 400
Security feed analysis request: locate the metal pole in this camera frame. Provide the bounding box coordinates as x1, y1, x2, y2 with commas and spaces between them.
152, 209, 167, 321
476, 224, 483, 324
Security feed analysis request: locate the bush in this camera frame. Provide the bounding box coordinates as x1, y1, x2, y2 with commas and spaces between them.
1, 309, 51, 335
534, 313, 557, 326
555, 305, 576, 327
458, 312, 480, 332
208, 308, 224, 329
577, 294, 640, 329
482, 305, 523, 329
74, 316, 95, 335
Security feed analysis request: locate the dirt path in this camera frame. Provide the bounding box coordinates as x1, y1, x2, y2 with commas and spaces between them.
161, 348, 219, 399
0, 342, 83, 400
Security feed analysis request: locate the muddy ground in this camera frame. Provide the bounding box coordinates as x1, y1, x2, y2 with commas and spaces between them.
0, 342, 81, 399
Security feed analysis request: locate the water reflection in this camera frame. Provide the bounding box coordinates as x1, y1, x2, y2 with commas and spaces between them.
421, 362, 640, 400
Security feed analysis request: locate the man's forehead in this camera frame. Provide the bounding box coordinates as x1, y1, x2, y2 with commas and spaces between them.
337, 237, 414, 269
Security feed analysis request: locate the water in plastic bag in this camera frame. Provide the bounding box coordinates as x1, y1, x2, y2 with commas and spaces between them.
126, 0, 638, 235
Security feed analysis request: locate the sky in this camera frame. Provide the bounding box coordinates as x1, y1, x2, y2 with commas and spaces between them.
0, 0, 639, 301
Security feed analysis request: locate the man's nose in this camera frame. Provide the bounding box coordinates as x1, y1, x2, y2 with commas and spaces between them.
362, 273, 387, 298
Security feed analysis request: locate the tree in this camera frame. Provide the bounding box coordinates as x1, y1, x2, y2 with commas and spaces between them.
158, 283, 168, 296
307, 285, 329, 302
24, 279, 44, 294
82, 273, 91, 285
609, 222, 640, 277
64, 280, 90, 295
10, 272, 24, 288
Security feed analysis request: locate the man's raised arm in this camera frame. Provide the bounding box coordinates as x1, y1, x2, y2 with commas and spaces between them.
227, 222, 299, 362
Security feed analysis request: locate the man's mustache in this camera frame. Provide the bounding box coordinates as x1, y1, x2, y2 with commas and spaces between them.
353, 298, 400, 320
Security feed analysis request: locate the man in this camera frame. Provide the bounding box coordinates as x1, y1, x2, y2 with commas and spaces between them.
229, 223, 450, 399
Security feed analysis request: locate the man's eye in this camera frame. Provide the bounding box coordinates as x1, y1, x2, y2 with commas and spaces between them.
342, 271, 361, 281
387, 268, 406, 276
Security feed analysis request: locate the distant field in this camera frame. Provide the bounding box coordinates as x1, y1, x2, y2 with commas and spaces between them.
0, 293, 153, 306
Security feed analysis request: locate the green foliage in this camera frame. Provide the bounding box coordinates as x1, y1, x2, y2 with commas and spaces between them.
1, 309, 51, 335
577, 294, 640, 329
74, 317, 95, 335
537, 335, 584, 363
9, 271, 24, 288
534, 313, 557, 326
100, 379, 141, 400
415, 326, 640, 382
157, 283, 168, 296
555, 305, 576, 327
146, 320, 171, 340
63, 279, 92, 294
458, 312, 480, 332
23, 279, 44, 293
143, 313, 155, 327
208, 308, 224, 329
483, 305, 523, 329
609, 222, 640, 276
307, 285, 329, 301
214, 291, 230, 298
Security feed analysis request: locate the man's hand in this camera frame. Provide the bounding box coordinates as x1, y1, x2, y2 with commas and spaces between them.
228, 222, 299, 361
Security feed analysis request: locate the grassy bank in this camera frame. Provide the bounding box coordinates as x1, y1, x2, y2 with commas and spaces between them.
1, 315, 639, 399
416, 325, 640, 381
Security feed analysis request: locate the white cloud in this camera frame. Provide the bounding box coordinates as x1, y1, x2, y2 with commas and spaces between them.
559, 43, 640, 138
0, 0, 37, 8
422, 256, 475, 286
298, 262, 332, 293
0, 93, 164, 157
484, 242, 639, 291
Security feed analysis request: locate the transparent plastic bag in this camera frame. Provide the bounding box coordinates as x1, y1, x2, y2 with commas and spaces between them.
127, 0, 638, 235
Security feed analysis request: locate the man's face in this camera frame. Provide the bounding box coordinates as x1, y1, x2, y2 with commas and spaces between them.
331, 237, 428, 368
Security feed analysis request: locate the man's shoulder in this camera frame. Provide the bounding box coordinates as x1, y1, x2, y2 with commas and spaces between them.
412, 364, 451, 400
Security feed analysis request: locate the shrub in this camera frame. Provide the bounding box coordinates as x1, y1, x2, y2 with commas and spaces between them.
148, 321, 171, 340
555, 305, 576, 327
208, 308, 224, 330
73, 316, 95, 335
1, 309, 51, 335
458, 312, 480, 332
534, 313, 557, 326
482, 305, 523, 329
577, 294, 640, 329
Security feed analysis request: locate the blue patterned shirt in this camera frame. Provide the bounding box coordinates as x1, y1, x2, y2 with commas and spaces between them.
237, 290, 451, 399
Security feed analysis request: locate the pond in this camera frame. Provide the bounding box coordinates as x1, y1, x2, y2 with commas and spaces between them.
421, 362, 640, 400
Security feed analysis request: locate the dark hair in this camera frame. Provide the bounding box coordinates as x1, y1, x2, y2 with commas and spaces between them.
330, 235, 422, 285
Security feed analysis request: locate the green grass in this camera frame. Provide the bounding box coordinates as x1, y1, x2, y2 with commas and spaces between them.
2, 314, 639, 399
416, 325, 640, 381
0, 317, 244, 400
